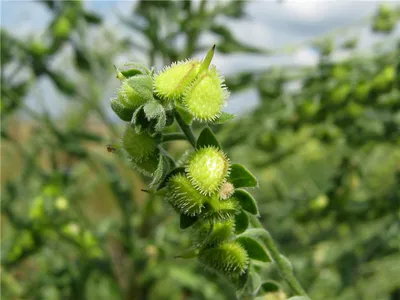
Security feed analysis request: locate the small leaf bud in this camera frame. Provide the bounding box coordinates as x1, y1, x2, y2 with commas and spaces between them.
118, 75, 153, 110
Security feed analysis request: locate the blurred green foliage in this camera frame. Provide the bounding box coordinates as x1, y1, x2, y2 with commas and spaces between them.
1, 1, 399, 299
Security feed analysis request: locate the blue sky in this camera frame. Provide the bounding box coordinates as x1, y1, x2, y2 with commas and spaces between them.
1, 0, 399, 115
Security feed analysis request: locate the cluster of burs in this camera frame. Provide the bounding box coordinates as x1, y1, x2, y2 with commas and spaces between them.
110, 48, 268, 286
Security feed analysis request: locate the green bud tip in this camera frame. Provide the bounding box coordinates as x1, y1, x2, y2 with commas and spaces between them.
183, 66, 229, 122
167, 174, 208, 216
121, 125, 157, 162
186, 146, 230, 196
114, 65, 126, 81
199, 44, 216, 74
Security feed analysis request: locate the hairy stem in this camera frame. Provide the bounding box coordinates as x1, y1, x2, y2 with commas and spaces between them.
162, 132, 187, 143
250, 215, 308, 297
175, 111, 197, 147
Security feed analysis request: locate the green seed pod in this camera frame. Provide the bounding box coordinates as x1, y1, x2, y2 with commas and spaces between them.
192, 219, 234, 247
122, 125, 157, 161
199, 241, 249, 278
186, 146, 230, 196
184, 66, 229, 121
154, 59, 201, 103
167, 174, 208, 216
118, 75, 153, 110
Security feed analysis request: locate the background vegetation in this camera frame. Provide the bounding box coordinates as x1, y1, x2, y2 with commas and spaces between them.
1, 1, 399, 299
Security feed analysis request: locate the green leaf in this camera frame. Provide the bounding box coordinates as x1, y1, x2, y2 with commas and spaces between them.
235, 210, 249, 234
111, 97, 134, 122
157, 167, 185, 190
176, 105, 193, 125
180, 214, 198, 229
196, 127, 221, 149
150, 153, 169, 187
211, 112, 236, 124
74, 47, 91, 70
233, 189, 259, 215
249, 269, 262, 295
83, 12, 102, 24
121, 62, 151, 77
229, 164, 258, 188
132, 105, 151, 132
261, 281, 280, 293
287, 297, 311, 300
236, 236, 271, 262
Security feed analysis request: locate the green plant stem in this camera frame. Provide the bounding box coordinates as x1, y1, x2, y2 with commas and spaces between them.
249, 215, 308, 297
175, 111, 197, 147
162, 133, 187, 143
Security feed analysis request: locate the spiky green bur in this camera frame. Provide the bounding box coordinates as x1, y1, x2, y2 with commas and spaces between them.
122, 125, 157, 161
199, 242, 249, 278
154, 59, 201, 103
192, 219, 234, 247
167, 174, 208, 216
118, 75, 153, 109
186, 147, 230, 195
184, 66, 228, 121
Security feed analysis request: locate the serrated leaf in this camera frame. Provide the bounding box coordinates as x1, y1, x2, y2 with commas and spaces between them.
260, 281, 280, 293
233, 189, 259, 215
180, 214, 198, 229
196, 127, 221, 149
157, 167, 185, 190
211, 112, 236, 124
176, 105, 193, 125
235, 210, 249, 234
229, 164, 258, 188
236, 236, 271, 262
